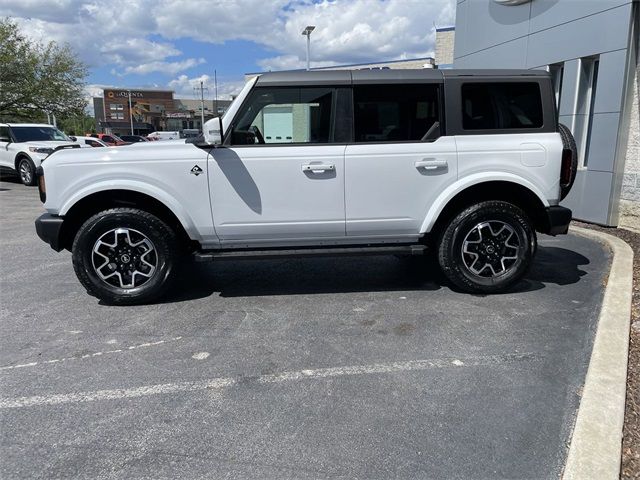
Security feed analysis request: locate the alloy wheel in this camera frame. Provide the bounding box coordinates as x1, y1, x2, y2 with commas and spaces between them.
461, 220, 521, 278
19, 160, 32, 185
91, 228, 157, 288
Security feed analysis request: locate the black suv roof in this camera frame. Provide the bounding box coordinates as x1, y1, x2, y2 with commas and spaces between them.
255, 69, 550, 86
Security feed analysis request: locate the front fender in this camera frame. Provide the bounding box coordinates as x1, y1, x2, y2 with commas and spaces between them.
58, 180, 200, 241
419, 173, 550, 234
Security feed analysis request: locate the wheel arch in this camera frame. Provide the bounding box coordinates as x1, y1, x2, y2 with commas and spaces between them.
59, 188, 196, 251
14, 152, 33, 171
422, 177, 550, 240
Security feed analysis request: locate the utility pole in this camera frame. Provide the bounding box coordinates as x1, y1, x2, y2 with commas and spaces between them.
214, 70, 218, 116
194, 81, 209, 132
127, 90, 134, 135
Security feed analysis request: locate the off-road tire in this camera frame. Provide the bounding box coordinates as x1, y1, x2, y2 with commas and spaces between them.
438, 201, 536, 294
72, 208, 180, 305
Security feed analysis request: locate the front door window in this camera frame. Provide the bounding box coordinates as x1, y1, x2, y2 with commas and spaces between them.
231, 87, 336, 145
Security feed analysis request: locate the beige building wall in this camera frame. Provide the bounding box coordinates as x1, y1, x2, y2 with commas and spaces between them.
620, 65, 640, 230
435, 28, 455, 66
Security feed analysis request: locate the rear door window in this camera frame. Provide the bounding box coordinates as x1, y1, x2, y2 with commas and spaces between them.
353, 84, 440, 142
461, 82, 543, 130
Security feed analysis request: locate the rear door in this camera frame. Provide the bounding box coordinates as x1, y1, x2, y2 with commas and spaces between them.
344, 83, 457, 237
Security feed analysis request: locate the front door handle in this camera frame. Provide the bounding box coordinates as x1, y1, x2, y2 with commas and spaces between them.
302, 163, 335, 173
415, 159, 447, 170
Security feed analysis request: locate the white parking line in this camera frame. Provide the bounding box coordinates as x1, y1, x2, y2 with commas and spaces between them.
0, 353, 534, 409
0, 336, 183, 371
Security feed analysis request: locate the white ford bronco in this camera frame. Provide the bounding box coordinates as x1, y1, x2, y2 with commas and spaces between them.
35, 69, 576, 304
0, 123, 80, 185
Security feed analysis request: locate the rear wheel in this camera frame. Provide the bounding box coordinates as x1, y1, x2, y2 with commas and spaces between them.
438, 201, 536, 293
17, 157, 36, 186
72, 208, 180, 305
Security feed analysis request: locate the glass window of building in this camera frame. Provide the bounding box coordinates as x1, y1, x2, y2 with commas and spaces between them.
549, 63, 564, 114
573, 56, 599, 167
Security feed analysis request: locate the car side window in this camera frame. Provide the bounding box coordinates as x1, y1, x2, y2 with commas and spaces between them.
231, 87, 336, 145
461, 82, 543, 130
353, 84, 440, 142
0, 126, 10, 142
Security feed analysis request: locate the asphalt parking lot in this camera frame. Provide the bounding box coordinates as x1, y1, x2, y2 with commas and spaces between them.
0, 175, 610, 479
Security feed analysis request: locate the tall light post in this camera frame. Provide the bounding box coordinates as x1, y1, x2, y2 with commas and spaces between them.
127, 90, 134, 135
301, 25, 315, 71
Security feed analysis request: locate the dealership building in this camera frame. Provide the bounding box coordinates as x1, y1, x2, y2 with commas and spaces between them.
454, 0, 639, 227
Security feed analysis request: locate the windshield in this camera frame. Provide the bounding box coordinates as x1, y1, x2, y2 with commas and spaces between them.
11, 126, 71, 143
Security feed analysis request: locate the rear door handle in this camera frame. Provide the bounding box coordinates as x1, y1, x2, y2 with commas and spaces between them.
302, 163, 335, 173
415, 159, 447, 170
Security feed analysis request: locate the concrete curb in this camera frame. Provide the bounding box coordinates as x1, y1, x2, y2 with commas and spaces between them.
562, 226, 634, 480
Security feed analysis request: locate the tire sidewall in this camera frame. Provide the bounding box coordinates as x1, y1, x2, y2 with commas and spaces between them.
440, 202, 535, 292
73, 210, 176, 303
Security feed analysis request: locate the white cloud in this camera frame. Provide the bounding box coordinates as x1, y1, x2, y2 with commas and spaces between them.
122, 58, 206, 76
2, 0, 456, 97
99, 38, 182, 66
168, 74, 246, 100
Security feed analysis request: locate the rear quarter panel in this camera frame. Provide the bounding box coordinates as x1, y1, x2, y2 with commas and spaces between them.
455, 132, 563, 203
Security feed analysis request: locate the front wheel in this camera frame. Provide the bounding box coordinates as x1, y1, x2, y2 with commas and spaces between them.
18, 157, 36, 186
437, 201, 536, 294
72, 208, 181, 305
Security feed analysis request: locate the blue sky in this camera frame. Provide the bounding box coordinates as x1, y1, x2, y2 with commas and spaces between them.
1, 0, 456, 101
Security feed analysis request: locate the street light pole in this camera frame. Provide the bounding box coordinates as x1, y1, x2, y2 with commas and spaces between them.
128, 90, 134, 135
301, 25, 315, 71
199, 81, 205, 129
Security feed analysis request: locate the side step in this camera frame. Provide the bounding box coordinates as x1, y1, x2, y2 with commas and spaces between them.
194, 244, 426, 262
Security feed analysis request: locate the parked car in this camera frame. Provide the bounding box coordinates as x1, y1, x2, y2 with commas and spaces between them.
35, 69, 576, 304
89, 133, 129, 146
71, 136, 109, 148
0, 123, 80, 185
119, 135, 149, 143
147, 131, 180, 141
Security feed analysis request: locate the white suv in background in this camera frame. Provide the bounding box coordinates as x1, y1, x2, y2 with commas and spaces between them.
0, 123, 79, 185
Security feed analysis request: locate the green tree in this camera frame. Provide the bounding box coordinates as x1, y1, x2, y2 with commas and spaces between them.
57, 114, 96, 135
0, 18, 88, 121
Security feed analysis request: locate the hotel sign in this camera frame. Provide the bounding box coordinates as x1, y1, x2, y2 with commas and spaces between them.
106, 90, 145, 99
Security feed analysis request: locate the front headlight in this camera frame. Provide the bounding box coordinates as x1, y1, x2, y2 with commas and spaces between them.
28, 147, 55, 155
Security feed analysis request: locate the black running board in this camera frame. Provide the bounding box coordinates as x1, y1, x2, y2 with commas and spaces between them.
194, 244, 426, 262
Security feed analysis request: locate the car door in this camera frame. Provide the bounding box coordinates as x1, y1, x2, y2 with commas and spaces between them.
0, 126, 13, 169
344, 82, 457, 237
208, 86, 349, 244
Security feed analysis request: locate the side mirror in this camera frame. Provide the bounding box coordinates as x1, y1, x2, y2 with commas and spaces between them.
69, 136, 77, 141
202, 116, 223, 146
0, 136, 10, 143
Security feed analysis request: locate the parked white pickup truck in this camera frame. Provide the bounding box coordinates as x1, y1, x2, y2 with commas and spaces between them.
35, 69, 576, 304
